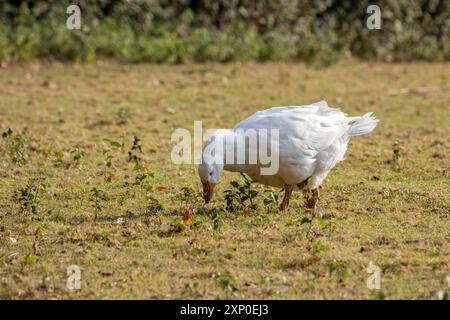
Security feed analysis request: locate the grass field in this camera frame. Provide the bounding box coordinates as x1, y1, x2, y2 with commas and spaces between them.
0, 60, 449, 299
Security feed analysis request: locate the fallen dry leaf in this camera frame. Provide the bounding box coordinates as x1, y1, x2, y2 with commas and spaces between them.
155, 185, 167, 191
181, 207, 193, 227
106, 173, 117, 182
32, 243, 38, 255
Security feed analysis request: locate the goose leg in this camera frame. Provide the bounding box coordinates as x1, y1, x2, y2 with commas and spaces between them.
305, 188, 320, 209
279, 185, 294, 211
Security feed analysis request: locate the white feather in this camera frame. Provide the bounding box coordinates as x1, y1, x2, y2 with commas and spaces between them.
221, 101, 378, 189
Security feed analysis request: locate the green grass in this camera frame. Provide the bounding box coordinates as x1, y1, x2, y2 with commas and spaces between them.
0, 60, 449, 299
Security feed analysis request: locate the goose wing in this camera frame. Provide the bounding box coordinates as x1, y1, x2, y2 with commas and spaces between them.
234, 101, 350, 159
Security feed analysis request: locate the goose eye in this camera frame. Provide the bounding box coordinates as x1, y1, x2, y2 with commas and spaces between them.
209, 172, 213, 176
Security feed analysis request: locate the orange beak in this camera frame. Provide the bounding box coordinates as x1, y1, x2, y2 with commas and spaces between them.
202, 181, 215, 203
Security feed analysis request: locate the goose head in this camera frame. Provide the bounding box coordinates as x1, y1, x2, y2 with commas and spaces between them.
198, 129, 229, 203
198, 161, 223, 203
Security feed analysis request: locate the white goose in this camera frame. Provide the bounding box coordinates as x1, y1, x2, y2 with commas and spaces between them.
198, 101, 378, 210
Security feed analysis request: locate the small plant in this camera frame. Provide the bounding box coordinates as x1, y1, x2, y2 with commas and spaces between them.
328, 259, 349, 284
117, 107, 131, 124
369, 291, 386, 300
179, 186, 200, 205
147, 196, 163, 213
24, 227, 42, 265
309, 241, 323, 254
316, 214, 332, 230
127, 135, 143, 168
209, 207, 224, 231
24, 254, 38, 265
13, 178, 47, 214
170, 217, 185, 232
182, 282, 199, 296
46, 147, 65, 167
134, 171, 162, 213
299, 209, 331, 237
54, 150, 65, 166
88, 187, 106, 220
170, 207, 201, 232
171, 205, 195, 232
102, 139, 122, 181
262, 189, 279, 213
135, 172, 153, 187
224, 173, 258, 212
2, 128, 27, 165
212, 271, 240, 298
71, 149, 86, 167
388, 141, 403, 171
296, 177, 315, 205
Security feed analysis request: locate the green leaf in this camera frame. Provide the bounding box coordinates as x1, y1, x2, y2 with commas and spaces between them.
230, 181, 239, 188
300, 217, 312, 225
250, 190, 258, 197
2, 127, 13, 138
25, 254, 37, 265
340, 268, 348, 283
104, 139, 122, 148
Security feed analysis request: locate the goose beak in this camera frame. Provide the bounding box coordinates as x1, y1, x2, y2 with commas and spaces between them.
202, 182, 215, 203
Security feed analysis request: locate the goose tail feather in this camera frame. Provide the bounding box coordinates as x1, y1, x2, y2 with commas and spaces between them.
348, 112, 378, 137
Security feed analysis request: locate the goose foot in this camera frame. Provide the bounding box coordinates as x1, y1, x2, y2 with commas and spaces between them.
305, 188, 319, 209
279, 185, 294, 211
279, 201, 290, 211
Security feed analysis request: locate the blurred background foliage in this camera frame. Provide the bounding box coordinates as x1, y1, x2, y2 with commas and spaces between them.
0, 0, 448, 65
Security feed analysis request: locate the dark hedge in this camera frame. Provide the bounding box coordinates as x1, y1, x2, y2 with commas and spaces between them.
1, 0, 448, 64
